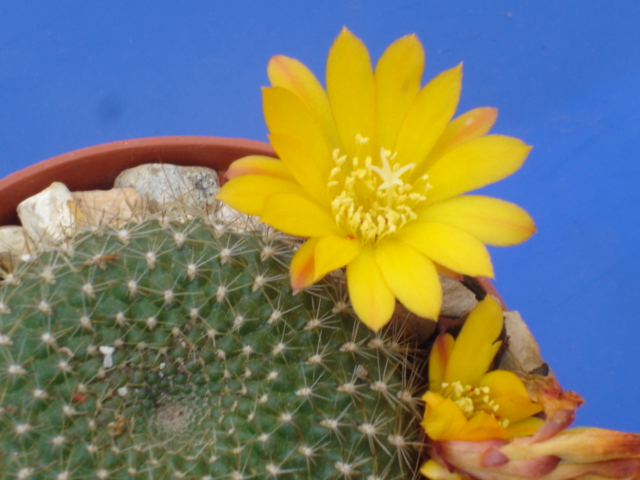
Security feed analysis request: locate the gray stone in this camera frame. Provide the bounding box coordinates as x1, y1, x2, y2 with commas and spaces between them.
115, 164, 220, 221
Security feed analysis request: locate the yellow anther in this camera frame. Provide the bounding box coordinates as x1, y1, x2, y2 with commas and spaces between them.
441, 381, 503, 422
327, 138, 430, 243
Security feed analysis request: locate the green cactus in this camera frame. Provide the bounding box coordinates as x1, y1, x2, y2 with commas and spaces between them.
0, 217, 427, 479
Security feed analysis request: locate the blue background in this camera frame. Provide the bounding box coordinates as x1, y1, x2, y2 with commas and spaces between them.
1, 1, 639, 431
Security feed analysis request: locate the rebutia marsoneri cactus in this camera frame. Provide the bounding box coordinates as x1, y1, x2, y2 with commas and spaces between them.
0, 217, 427, 480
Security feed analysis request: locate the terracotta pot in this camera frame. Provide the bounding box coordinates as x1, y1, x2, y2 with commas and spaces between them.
0, 136, 275, 226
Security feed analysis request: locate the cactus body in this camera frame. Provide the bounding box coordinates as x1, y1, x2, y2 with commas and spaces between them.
0, 219, 424, 479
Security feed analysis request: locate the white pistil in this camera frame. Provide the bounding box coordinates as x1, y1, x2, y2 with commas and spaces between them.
368, 148, 415, 191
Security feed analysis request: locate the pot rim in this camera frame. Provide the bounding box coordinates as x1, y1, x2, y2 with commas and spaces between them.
0, 136, 275, 226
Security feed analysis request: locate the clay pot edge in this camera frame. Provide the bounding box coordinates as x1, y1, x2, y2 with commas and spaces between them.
0, 136, 276, 226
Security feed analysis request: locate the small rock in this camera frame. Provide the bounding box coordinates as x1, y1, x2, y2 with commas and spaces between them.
115, 164, 220, 221
0, 226, 35, 273
17, 182, 84, 246
498, 310, 550, 375
440, 275, 478, 318
72, 188, 144, 228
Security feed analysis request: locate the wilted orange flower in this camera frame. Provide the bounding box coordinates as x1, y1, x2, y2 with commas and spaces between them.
217, 27, 535, 331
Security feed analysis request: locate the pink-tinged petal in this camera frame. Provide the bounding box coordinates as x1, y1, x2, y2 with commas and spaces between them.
416, 195, 536, 246
216, 175, 306, 216
346, 245, 395, 332
269, 133, 331, 207
444, 296, 503, 386
374, 34, 425, 151
375, 239, 442, 320
225, 155, 293, 181
429, 333, 455, 390
440, 439, 560, 480
396, 221, 494, 278
267, 54, 341, 148
314, 234, 361, 280
262, 87, 333, 174
395, 64, 462, 169
478, 370, 543, 424
326, 27, 375, 157
290, 238, 320, 290
424, 135, 532, 204
426, 107, 498, 167
544, 458, 640, 480
261, 193, 336, 237
501, 427, 640, 463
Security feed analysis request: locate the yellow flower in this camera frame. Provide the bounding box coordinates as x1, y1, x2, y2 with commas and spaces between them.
217, 27, 535, 331
421, 300, 640, 480
421, 296, 543, 442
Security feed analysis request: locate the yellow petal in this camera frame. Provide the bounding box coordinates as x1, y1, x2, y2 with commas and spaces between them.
267, 54, 341, 148
346, 245, 395, 332
374, 239, 442, 320
396, 221, 494, 278
429, 332, 455, 390
263, 87, 333, 176
422, 389, 446, 408
505, 416, 545, 439
314, 234, 361, 280
216, 175, 305, 216
374, 34, 425, 151
424, 135, 532, 204
458, 410, 507, 441
326, 27, 375, 157
225, 155, 293, 181
444, 296, 503, 386
416, 195, 536, 246
479, 370, 543, 424
421, 394, 468, 441
261, 193, 336, 237
269, 133, 330, 207
420, 459, 467, 480
426, 107, 498, 166
395, 64, 462, 168
290, 238, 320, 290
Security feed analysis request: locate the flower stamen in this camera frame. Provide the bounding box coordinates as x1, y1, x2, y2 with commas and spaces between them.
441, 381, 507, 427
328, 137, 429, 243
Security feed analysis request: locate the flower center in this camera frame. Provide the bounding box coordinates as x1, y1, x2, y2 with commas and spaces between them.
327, 135, 431, 243
440, 381, 508, 427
